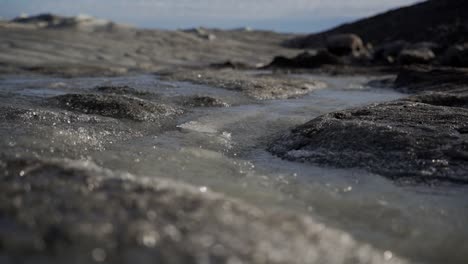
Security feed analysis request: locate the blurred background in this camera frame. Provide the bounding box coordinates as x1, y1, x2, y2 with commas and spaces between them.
1, 0, 422, 32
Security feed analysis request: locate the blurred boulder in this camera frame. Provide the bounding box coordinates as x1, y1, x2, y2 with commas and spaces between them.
440, 43, 468, 67
184, 27, 216, 41
373, 40, 409, 64
326, 34, 365, 56
409, 42, 442, 54
268, 50, 342, 68
398, 48, 435, 65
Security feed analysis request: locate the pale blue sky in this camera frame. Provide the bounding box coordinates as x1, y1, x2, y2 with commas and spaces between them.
0, 0, 423, 33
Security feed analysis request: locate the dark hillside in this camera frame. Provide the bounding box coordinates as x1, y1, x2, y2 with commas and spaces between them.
288, 0, 468, 48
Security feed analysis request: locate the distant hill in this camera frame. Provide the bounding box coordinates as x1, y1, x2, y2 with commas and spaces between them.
287, 0, 468, 48
10, 13, 132, 32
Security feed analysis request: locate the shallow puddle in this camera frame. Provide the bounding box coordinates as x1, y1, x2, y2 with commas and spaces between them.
1, 73, 467, 264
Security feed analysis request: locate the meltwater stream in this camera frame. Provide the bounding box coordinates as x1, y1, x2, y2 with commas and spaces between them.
1, 73, 467, 264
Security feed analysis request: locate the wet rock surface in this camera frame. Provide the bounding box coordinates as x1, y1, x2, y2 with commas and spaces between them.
0, 105, 140, 158
408, 89, 468, 108
270, 66, 468, 185
50, 93, 182, 121
180, 96, 229, 107
94, 85, 154, 97
2, 1, 468, 262
0, 73, 465, 264
268, 100, 468, 184
162, 69, 327, 99
0, 157, 407, 264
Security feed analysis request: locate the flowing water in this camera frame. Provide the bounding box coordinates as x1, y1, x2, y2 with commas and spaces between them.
1, 73, 467, 264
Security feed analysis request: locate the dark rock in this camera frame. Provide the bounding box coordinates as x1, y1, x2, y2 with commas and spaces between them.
409, 42, 443, 54
326, 34, 365, 56
268, 50, 342, 69
440, 43, 468, 67
373, 41, 409, 64
0, 157, 404, 264
394, 66, 468, 93
12, 13, 62, 25
50, 94, 181, 121
366, 77, 395, 89
209, 61, 251, 70
408, 89, 468, 108
398, 48, 435, 65
268, 100, 468, 184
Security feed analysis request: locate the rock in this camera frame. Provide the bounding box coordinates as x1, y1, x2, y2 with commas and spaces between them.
365, 77, 395, 89
182, 96, 229, 107
440, 43, 468, 67
268, 100, 468, 184
373, 41, 409, 64
409, 42, 442, 54
209, 61, 251, 70
161, 69, 327, 100
94, 85, 152, 97
11, 13, 128, 32
398, 48, 435, 65
50, 94, 181, 121
268, 50, 342, 69
326, 34, 365, 56
394, 66, 468, 93
0, 156, 408, 264
0, 105, 140, 157
0, 105, 118, 125
408, 89, 468, 108
12, 13, 63, 27
184, 27, 216, 41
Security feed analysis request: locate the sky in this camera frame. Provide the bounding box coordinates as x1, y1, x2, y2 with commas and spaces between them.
0, 0, 423, 33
